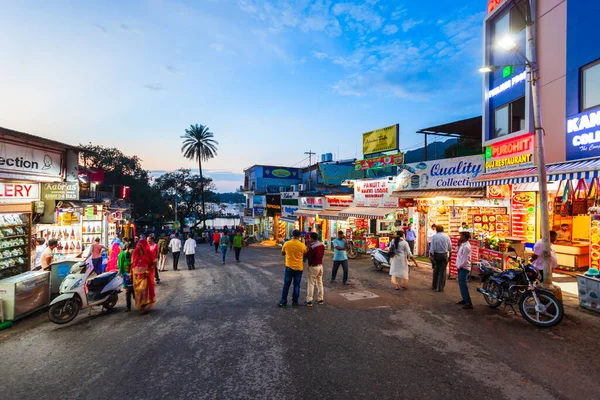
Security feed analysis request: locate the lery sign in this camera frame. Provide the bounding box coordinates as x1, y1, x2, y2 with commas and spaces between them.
398, 155, 484, 190
354, 178, 398, 207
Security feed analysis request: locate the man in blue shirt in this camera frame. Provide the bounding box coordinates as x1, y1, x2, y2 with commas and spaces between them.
331, 231, 349, 285
405, 223, 417, 256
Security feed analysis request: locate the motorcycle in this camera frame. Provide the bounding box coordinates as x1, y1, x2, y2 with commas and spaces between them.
476, 247, 564, 328
371, 248, 391, 270
346, 239, 357, 259
48, 256, 123, 325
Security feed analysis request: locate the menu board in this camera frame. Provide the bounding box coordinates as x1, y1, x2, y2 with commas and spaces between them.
479, 248, 506, 270
590, 218, 600, 270
511, 192, 536, 243
379, 236, 390, 250
472, 214, 510, 237
366, 237, 378, 254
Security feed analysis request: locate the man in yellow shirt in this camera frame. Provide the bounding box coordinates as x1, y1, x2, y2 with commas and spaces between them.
278, 230, 307, 308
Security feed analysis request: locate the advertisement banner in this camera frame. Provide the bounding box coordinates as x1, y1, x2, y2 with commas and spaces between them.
261, 167, 301, 180
300, 197, 325, 210
354, 153, 404, 171
253, 207, 265, 217
485, 133, 535, 173
566, 107, 600, 161
326, 196, 353, 208
397, 155, 484, 190
511, 191, 536, 243
354, 178, 399, 208
0, 141, 63, 178
253, 195, 265, 206
362, 124, 399, 156
41, 182, 79, 201
266, 195, 281, 217
0, 182, 40, 203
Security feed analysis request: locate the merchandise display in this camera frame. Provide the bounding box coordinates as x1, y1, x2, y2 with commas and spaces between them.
0, 213, 30, 279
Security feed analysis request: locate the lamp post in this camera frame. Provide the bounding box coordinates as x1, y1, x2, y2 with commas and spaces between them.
480, 0, 554, 286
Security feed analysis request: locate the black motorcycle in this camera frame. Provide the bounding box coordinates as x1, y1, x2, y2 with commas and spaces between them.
477, 247, 564, 328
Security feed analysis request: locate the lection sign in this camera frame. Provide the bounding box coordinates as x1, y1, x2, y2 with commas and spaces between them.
362, 124, 399, 156
485, 133, 534, 172
566, 106, 600, 161
398, 155, 484, 190
354, 178, 398, 208
0, 141, 63, 178
354, 153, 404, 171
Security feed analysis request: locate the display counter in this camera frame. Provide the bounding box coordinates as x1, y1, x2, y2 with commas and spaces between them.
0, 270, 49, 321
554, 242, 590, 272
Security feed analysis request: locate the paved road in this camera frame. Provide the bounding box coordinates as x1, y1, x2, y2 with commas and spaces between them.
2, 243, 600, 400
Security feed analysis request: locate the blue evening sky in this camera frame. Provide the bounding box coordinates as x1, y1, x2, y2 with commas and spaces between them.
0, 0, 486, 192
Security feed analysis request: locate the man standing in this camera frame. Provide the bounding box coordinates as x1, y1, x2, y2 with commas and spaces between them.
40, 239, 58, 270
184, 233, 197, 270
233, 231, 244, 262
278, 230, 306, 308
148, 235, 160, 284
331, 230, 349, 285
33, 237, 47, 270
157, 234, 169, 272
208, 229, 214, 247
305, 232, 325, 307
429, 225, 452, 292
405, 223, 417, 256
169, 232, 182, 271
427, 224, 437, 265
456, 231, 473, 309
213, 230, 221, 253
531, 231, 558, 282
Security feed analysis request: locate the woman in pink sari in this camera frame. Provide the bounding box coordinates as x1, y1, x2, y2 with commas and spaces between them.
131, 239, 157, 314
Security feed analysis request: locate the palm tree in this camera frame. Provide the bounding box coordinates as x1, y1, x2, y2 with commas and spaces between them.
181, 124, 218, 229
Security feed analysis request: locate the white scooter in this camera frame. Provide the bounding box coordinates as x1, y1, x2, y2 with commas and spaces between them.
372, 248, 391, 271
48, 256, 123, 324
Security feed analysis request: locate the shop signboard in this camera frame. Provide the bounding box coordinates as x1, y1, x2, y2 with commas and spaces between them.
487, 184, 511, 199
379, 236, 389, 250
485, 133, 534, 173
41, 182, 79, 201
362, 124, 399, 156
253, 207, 265, 217
487, 0, 504, 13
261, 167, 301, 180
354, 153, 404, 171
354, 178, 398, 208
266, 195, 281, 217
0, 182, 40, 203
281, 198, 299, 218
0, 141, 63, 178
244, 208, 253, 217
566, 106, 600, 161
398, 199, 415, 208
511, 191, 536, 243
326, 195, 353, 208
253, 195, 265, 206
300, 197, 324, 210
281, 192, 299, 199
398, 155, 484, 190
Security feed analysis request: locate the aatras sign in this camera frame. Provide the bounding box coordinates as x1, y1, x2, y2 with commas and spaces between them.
566, 107, 600, 161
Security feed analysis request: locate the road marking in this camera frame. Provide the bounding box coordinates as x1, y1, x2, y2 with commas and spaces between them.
339, 291, 379, 301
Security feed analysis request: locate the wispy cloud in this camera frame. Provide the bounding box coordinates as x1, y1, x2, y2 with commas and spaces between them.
312, 51, 329, 60
209, 42, 237, 55
333, 2, 384, 33
382, 24, 398, 35
143, 83, 165, 91
401, 19, 423, 32
93, 24, 107, 33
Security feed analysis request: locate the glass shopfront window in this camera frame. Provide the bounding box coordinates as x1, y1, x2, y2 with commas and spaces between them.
582, 60, 600, 111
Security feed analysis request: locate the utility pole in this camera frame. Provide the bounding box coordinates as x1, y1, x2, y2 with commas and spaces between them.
304, 150, 316, 191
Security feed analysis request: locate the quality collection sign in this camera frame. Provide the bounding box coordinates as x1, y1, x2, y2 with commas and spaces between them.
0, 182, 40, 203
354, 178, 398, 207
398, 155, 484, 190
362, 124, 399, 156
566, 106, 600, 161
0, 141, 63, 178
485, 133, 534, 172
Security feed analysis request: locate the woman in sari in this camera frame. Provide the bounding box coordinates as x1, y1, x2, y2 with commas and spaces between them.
131, 239, 157, 314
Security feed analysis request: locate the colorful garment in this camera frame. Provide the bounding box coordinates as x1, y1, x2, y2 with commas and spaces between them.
105, 242, 121, 272
131, 239, 156, 310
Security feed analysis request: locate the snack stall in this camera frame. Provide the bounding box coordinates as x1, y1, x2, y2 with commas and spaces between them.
338, 207, 400, 254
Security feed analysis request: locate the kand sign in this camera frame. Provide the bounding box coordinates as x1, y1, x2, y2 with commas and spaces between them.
0, 182, 40, 203
485, 133, 534, 172
566, 107, 600, 161
354, 178, 398, 208
487, 0, 505, 14
300, 197, 324, 210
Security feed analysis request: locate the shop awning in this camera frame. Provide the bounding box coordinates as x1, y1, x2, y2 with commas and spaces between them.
392, 189, 485, 198
339, 207, 397, 220
471, 158, 600, 186
295, 210, 320, 217
318, 209, 346, 220
279, 217, 298, 223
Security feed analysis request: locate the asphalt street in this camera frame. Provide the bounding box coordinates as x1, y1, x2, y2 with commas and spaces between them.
2, 243, 600, 400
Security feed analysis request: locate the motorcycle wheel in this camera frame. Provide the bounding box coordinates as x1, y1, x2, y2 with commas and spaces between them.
373, 260, 383, 271
103, 293, 119, 310
519, 290, 564, 328
48, 299, 80, 324
483, 281, 502, 309
347, 248, 357, 259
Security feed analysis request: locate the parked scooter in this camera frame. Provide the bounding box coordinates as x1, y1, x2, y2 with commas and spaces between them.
371, 248, 391, 270
346, 239, 358, 259
48, 256, 123, 324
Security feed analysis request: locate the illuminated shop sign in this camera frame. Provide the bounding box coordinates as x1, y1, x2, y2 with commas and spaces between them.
566, 107, 600, 161
485, 133, 534, 172
397, 155, 484, 190
488, 71, 526, 98
487, 0, 505, 14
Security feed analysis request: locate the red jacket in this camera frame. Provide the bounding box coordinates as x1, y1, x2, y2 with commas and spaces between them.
213, 233, 221, 243
306, 242, 325, 266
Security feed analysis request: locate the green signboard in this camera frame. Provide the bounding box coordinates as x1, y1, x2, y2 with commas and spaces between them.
41, 182, 79, 201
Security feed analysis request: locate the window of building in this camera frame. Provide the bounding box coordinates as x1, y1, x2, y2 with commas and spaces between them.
494, 12, 509, 42
493, 1, 527, 43
582, 60, 600, 111
492, 96, 526, 139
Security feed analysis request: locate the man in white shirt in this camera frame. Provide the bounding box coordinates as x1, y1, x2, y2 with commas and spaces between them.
183, 233, 197, 270
427, 224, 437, 262
456, 231, 473, 309
531, 231, 558, 282
429, 225, 453, 292
33, 238, 47, 271
169, 232, 182, 271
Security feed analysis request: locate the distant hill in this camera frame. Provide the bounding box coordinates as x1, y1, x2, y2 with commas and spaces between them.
214, 192, 245, 203
404, 139, 458, 163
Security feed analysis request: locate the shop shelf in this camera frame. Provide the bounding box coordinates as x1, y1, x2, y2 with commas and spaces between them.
0, 224, 27, 228
0, 234, 27, 240
0, 244, 26, 250
82, 232, 103, 234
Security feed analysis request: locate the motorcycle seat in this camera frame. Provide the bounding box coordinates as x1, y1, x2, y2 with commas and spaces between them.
480, 264, 502, 276
87, 271, 117, 291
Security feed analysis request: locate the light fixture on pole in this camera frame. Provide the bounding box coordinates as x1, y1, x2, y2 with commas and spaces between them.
481, 0, 555, 287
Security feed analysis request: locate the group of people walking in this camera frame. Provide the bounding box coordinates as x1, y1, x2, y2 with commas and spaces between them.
206, 228, 246, 264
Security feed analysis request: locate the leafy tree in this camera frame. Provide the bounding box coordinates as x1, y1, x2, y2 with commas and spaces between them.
214, 192, 245, 204
181, 124, 219, 229
154, 168, 217, 229
79, 143, 168, 222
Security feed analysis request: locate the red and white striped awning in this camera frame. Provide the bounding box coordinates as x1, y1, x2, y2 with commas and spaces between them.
339, 207, 397, 220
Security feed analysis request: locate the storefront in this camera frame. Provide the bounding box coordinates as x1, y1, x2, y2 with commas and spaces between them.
265, 194, 283, 242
